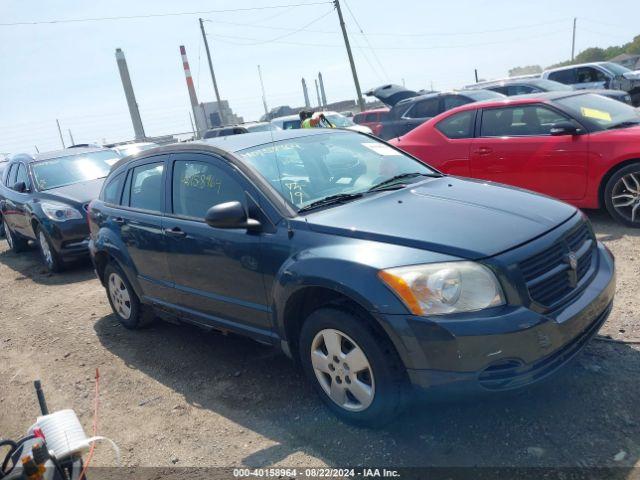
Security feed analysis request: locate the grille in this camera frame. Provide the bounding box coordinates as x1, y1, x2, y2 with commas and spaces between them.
519, 221, 595, 308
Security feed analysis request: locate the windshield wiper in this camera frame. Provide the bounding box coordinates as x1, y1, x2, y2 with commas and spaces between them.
298, 192, 364, 213
606, 120, 640, 130
368, 172, 432, 192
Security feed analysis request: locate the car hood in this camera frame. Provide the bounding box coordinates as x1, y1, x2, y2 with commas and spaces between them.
305, 176, 577, 259
365, 84, 419, 106
38, 177, 105, 205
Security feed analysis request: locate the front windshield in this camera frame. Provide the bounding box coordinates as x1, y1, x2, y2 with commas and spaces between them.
602, 62, 631, 76
32, 150, 118, 190
555, 93, 640, 130
238, 132, 436, 211
324, 114, 355, 127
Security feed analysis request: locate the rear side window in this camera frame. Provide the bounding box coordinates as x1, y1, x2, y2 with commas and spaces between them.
507, 85, 536, 95
364, 113, 377, 122
353, 113, 363, 123
172, 160, 245, 219
102, 172, 125, 205
405, 98, 439, 119
129, 162, 164, 212
548, 69, 576, 84
436, 111, 475, 139
443, 95, 472, 111
5, 164, 17, 186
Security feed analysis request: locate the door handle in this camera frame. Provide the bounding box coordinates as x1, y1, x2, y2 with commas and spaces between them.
163, 227, 187, 237
474, 147, 493, 155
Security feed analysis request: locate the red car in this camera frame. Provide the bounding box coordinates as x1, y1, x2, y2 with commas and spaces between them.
391, 91, 640, 227
353, 108, 389, 136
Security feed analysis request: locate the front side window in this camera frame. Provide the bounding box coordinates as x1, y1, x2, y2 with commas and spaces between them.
31, 150, 119, 191
548, 69, 576, 84
5, 164, 17, 186
15, 164, 30, 190
405, 99, 439, 119
172, 160, 245, 219
480, 105, 571, 137
577, 67, 608, 83
238, 133, 435, 209
129, 162, 164, 212
436, 111, 475, 139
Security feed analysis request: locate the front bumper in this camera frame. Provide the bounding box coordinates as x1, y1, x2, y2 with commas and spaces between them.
381, 242, 615, 393
42, 218, 90, 261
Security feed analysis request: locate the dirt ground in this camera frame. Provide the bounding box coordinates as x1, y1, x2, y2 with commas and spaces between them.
1, 210, 639, 474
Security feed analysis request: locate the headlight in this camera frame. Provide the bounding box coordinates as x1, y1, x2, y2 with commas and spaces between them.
378, 261, 505, 315
41, 202, 83, 222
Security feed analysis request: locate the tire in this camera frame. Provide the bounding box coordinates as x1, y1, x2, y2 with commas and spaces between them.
103, 262, 155, 329
0, 218, 5, 239
3, 218, 28, 253
603, 162, 640, 228
299, 307, 407, 427
35, 225, 65, 273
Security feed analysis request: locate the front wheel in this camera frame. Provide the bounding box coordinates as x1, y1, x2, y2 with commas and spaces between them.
604, 162, 640, 227
299, 307, 407, 427
36, 226, 64, 272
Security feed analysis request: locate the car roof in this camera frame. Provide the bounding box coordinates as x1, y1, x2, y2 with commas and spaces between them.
10, 147, 110, 164
271, 114, 300, 122
357, 108, 389, 114
544, 61, 612, 73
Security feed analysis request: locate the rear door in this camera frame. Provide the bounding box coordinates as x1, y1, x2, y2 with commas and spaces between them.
10, 163, 33, 236
395, 97, 440, 136
470, 104, 589, 200
163, 152, 270, 333
117, 155, 175, 302
1, 164, 19, 231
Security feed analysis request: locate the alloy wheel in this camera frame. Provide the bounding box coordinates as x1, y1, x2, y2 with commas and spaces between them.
310, 328, 375, 412
611, 172, 640, 224
108, 272, 132, 320
38, 231, 53, 268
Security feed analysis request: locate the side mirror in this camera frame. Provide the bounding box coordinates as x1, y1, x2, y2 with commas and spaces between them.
205, 201, 261, 231
550, 121, 580, 136
13, 181, 27, 193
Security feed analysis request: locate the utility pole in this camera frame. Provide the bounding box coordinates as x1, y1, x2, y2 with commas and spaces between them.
258, 65, 269, 116
314, 79, 322, 108
56, 119, 65, 149
199, 18, 224, 123
68, 129, 75, 146
188, 112, 196, 137
318, 72, 328, 107
571, 17, 577, 61
302, 78, 311, 108
115, 48, 146, 140
334, 0, 364, 112
474, 69, 479, 83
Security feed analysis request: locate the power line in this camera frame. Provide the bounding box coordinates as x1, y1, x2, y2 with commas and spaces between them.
0, 2, 333, 26
342, 0, 389, 81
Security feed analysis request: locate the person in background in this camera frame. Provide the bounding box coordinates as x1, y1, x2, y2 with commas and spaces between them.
299, 110, 333, 128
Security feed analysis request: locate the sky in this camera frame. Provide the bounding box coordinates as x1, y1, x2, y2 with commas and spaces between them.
1, 0, 638, 154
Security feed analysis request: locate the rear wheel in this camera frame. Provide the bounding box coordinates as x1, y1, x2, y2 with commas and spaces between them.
299, 307, 407, 427
604, 162, 640, 227
104, 262, 155, 329
3, 218, 28, 253
36, 226, 64, 272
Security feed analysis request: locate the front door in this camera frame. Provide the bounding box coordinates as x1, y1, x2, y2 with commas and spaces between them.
163, 153, 270, 333
470, 104, 589, 201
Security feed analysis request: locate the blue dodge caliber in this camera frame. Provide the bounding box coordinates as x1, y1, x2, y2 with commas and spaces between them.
88, 129, 615, 426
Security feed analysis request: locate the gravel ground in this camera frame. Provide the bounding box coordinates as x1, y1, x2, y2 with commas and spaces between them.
0, 210, 639, 474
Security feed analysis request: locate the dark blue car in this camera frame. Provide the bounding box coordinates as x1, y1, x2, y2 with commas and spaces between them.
88, 129, 615, 426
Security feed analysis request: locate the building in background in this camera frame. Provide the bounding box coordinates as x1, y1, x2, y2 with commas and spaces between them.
201, 101, 243, 128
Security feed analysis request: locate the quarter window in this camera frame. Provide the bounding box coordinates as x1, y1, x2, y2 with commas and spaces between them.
15, 164, 30, 190
102, 172, 125, 205
129, 162, 164, 212
480, 105, 572, 137
548, 69, 576, 84
436, 111, 475, 139
172, 160, 245, 219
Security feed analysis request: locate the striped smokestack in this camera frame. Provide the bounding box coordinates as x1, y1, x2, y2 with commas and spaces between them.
180, 45, 206, 136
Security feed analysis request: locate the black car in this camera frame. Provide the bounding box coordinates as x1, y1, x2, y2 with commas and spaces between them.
203, 122, 278, 139
0, 147, 120, 271
88, 129, 615, 426
466, 77, 633, 105
0, 158, 8, 238
365, 84, 505, 140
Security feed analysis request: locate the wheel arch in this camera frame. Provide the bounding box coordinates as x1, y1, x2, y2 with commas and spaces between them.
598, 157, 640, 208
